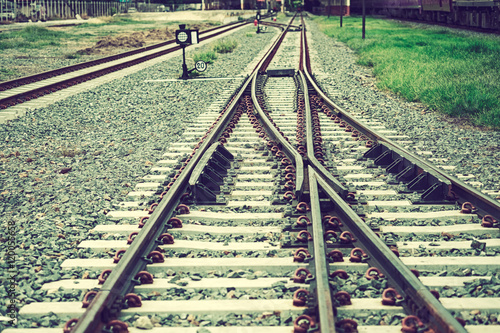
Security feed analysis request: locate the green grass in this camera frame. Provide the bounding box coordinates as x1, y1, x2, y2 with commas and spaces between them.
0, 26, 72, 50
0, 68, 16, 81
191, 50, 217, 64
212, 39, 238, 54
314, 16, 500, 128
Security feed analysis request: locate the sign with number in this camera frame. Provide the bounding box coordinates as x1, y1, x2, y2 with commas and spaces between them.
195, 60, 207, 72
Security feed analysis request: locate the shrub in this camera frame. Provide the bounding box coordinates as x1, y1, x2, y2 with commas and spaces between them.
212, 39, 238, 54
191, 50, 217, 64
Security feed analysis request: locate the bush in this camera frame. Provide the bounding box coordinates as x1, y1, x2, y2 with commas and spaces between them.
191, 50, 217, 64
212, 39, 238, 54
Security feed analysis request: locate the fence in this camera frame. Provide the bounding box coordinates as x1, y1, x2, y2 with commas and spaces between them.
0, 0, 164, 22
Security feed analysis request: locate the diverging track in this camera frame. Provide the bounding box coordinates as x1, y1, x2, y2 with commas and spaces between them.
8, 13, 500, 333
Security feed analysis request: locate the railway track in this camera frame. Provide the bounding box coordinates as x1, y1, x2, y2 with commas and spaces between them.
0, 19, 252, 112
5, 12, 500, 333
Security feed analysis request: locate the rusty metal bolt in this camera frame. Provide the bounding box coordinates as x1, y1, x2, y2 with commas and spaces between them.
147, 203, 158, 214
324, 230, 338, 242
401, 315, 426, 333
134, 271, 154, 284
293, 248, 311, 262
481, 215, 498, 228
336, 319, 358, 333
346, 192, 356, 201
334, 291, 352, 306
124, 293, 142, 307
158, 233, 174, 245
295, 216, 311, 227
176, 204, 190, 214
98, 269, 112, 285
328, 249, 344, 262
339, 231, 356, 243
330, 269, 349, 279
292, 289, 309, 306
138, 216, 149, 228
325, 216, 343, 229
382, 287, 403, 306
113, 249, 127, 264
293, 267, 312, 283
365, 267, 385, 280
293, 315, 315, 333
391, 246, 400, 257
127, 231, 138, 245
296, 202, 310, 213
430, 289, 440, 300
455, 317, 466, 327
168, 217, 183, 228
104, 320, 129, 333
460, 202, 475, 214
63, 318, 79, 333
82, 290, 98, 308
284, 180, 296, 191
147, 251, 165, 263
349, 248, 367, 263
296, 230, 312, 242
283, 191, 296, 201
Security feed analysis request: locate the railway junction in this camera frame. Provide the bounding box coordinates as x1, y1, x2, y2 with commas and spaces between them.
0, 6, 499, 333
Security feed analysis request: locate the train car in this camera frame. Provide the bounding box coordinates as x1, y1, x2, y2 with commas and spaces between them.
349, 0, 499, 30
309, 0, 351, 17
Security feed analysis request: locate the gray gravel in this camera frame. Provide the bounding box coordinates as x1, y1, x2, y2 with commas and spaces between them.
306, 17, 500, 196
0, 24, 279, 330
1, 14, 499, 330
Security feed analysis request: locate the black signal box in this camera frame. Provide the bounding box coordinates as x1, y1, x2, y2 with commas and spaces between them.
175, 25, 199, 45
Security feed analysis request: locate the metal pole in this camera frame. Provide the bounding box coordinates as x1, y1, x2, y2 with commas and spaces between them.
181, 46, 189, 80
362, 0, 366, 39
340, 0, 343, 27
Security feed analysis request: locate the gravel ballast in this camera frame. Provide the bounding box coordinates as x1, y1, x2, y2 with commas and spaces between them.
1, 13, 499, 330
306, 17, 500, 196
0, 24, 278, 329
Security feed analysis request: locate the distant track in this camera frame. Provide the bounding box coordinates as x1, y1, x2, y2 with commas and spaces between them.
0, 20, 249, 109
6, 12, 500, 333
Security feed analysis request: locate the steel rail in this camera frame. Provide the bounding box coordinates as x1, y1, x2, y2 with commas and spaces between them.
0, 20, 248, 92
299, 70, 348, 198
70, 16, 293, 332
315, 172, 467, 333
308, 165, 337, 332
0, 20, 251, 109
250, 13, 305, 198
297, 17, 348, 198
70, 76, 254, 333
298, 16, 469, 333
301, 37, 500, 221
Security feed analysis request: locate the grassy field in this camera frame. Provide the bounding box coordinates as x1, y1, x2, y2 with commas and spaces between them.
313, 16, 500, 128
0, 26, 73, 50
0, 17, 217, 82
